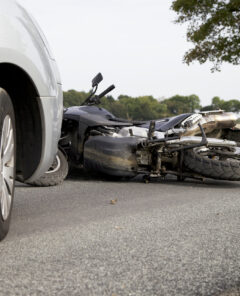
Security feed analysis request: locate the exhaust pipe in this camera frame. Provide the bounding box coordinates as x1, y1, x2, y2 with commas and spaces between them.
167, 136, 237, 147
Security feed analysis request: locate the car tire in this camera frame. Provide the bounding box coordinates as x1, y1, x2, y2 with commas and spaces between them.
0, 89, 16, 241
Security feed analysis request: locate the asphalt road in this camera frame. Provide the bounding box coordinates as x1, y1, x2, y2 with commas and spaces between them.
0, 172, 240, 296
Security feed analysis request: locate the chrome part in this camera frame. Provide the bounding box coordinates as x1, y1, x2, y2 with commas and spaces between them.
154, 131, 166, 139
119, 126, 165, 139
119, 127, 148, 138
167, 136, 237, 147
199, 110, 224, 115
0, 115, 15, 221
196, 146, 240, 157
165, 128, 185, 135
182, 112, 238, 136
191, 146, 240, 165
232, 147, 240, 155
46, 155, 61, 174
181, 114, 202, 128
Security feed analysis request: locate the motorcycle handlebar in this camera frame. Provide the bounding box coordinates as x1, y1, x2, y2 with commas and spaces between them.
98, 84, 115, 98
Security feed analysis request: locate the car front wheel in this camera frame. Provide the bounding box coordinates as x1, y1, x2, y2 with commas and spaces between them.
0, 89, 16, 241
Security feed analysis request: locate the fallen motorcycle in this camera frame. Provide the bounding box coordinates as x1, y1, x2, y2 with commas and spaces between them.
30, 73, 240, 185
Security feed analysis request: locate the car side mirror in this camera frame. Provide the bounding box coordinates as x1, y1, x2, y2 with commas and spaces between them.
92, 73, 103, 87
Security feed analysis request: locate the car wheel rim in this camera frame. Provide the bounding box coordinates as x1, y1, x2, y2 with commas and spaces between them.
0, 115, 15, 221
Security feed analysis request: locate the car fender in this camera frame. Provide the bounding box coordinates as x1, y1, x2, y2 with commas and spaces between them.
0, 0, 60, 97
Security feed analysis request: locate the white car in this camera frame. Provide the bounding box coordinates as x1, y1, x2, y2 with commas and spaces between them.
0, 0, 63, 240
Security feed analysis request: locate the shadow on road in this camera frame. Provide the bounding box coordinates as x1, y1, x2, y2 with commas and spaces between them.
66, 168, 240, 190
14, 167, 240, 190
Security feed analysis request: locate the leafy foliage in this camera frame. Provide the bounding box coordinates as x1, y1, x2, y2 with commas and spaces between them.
162, 94, 201, 114
63, 89, 240, 120
211, 96, 240, 111
63, 89, 89, 107
171, 0, 240, 70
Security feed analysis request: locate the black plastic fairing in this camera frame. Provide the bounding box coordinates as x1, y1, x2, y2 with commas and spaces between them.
64, 106, 133, 127
141, 113, 192, 132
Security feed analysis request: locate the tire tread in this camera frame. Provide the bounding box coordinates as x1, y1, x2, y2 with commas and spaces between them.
28, 150, 68, 187
184, 150, 240, 181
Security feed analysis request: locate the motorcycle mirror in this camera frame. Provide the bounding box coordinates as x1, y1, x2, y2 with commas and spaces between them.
92, 73, 103, 87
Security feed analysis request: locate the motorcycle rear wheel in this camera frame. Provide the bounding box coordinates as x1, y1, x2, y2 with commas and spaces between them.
184, 148, 240, 181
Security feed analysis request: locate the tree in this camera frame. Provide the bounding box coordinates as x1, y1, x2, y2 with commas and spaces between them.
211, 96, 240, 111
171, 0, 240, 70
63, 89, 240, 120
63, 90, 89, 107
200, 105, 215, 111
200, 96, 240, 112
212, 96, 223, 108
163, 94, 201, 114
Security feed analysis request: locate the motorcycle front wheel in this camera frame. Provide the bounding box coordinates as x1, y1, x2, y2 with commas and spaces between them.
27, 149, 69, 186
184, 148, 240, 181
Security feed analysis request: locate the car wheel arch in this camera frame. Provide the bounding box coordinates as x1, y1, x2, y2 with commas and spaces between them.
0, 63, 42, 181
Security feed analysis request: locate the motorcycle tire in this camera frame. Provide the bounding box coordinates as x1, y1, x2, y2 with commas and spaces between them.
184, 149, 240, 181
27, 149, 68, 186
224, 128, 240, 143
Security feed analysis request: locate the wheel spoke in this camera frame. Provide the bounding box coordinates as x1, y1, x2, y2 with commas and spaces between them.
1, 183, 9, 220
2, 117, 11, 154
4, 178, 12, 209
0, 115, 14, 221
4, 174, 14, 195
3, 133, 14, 165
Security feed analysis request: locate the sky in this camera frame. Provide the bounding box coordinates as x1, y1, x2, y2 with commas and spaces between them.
19, 0, 240, 106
